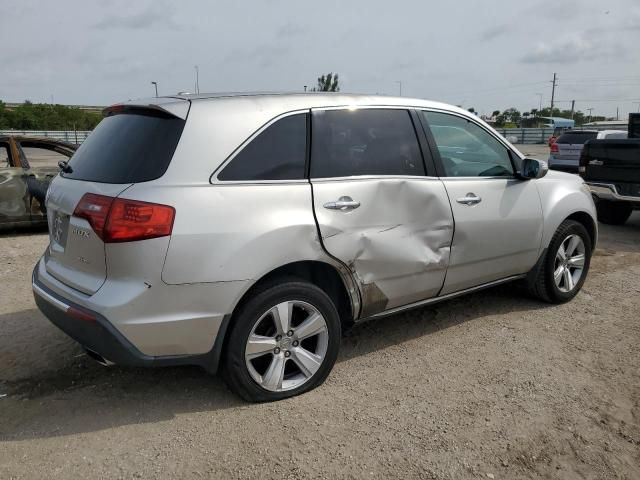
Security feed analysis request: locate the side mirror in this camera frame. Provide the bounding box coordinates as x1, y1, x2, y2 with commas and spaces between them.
519, 157, 548, 179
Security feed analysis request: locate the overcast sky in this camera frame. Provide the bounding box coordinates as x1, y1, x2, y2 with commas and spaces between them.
2, 0, 639, 118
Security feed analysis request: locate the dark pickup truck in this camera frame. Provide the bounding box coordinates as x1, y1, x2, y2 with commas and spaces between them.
579, 138, 640, 225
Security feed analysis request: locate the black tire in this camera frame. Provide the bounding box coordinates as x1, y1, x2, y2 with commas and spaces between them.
222, 280, 341, 402
595, 199, 632, 225
528, 220, 592, 303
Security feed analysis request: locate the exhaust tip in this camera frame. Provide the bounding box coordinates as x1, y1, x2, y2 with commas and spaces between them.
84, 348, 114, 366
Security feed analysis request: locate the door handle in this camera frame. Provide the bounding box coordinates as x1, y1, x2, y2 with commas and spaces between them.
456, 193, 482, 206
323, 196, 361, 211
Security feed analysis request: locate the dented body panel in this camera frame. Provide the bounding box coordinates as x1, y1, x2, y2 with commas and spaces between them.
311, 177, 453, 316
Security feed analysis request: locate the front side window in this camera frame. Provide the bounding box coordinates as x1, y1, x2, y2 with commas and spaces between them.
310, 109, 425, 178
218, 113, 307, 181
19, 144, 71, 168
422, 111, 514, 177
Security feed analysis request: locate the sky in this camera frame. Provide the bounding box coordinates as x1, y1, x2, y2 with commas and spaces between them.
2, 0, 639, 118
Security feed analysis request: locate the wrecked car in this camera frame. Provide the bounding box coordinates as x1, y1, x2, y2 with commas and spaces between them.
0, 136, 76, 229
32, 94, 597, 402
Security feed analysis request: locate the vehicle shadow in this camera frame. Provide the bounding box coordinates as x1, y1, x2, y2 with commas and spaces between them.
595, 212, 640, 254
0, 283, 546, 441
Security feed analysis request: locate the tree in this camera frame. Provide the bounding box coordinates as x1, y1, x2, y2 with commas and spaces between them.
0, 100, 102, 130
313, 73, 340, 92
467, 107, 476, 114
491, 110, 500, 117
530, 108, 539, 117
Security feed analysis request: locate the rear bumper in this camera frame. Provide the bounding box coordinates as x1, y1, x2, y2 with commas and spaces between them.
32, 266, 231, 373
587, 182, 640, 204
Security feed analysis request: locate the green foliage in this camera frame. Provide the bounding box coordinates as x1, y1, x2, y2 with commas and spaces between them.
0, 101, 102, 130
312, 73, 340, 92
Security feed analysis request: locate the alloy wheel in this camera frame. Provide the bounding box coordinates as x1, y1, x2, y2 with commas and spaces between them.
553, 234, 586, 293
244, 300, 329, 392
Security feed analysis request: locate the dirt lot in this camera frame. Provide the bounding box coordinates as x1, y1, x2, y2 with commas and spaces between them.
1, 212, 639, 479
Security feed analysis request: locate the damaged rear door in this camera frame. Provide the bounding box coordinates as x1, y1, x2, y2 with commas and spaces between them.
310, 108, 454, 317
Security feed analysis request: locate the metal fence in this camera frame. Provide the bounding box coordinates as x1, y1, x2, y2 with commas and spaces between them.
496, 125, 628, 144
1, 125, 629, 147
496, 128, 555, 145
0, 130, 91, 144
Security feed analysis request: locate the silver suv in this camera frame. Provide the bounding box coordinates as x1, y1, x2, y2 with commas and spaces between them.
33, 93, 597, 401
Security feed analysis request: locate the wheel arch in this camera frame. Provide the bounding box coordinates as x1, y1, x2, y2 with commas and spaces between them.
565, 211, 597, 251
224, 260, 358, 342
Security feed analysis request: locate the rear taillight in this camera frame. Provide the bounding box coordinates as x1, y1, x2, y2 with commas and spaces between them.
550, 142, 559, 153
73, 193, 175, 243
73, 193, 114, 240
578, 148, 588, 175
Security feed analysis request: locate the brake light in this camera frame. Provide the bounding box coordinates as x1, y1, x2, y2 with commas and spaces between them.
550, 142, 559, 153
73, 193, 114, 240
73, 193, 175, 243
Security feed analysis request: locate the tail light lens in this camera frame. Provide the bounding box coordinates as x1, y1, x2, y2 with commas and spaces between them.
578, 148, 588, 175
550, 142, 559, 153
73, 193, 114, 240
73, 194, 175, 243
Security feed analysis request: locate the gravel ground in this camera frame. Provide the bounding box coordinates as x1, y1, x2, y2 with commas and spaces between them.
0, 212, 639, 480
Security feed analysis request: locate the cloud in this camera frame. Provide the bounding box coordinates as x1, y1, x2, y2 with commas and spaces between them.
275, 23, 306, 39
479, 25, 510, 42
520, 34, 600, 64
93, 5, 179, 30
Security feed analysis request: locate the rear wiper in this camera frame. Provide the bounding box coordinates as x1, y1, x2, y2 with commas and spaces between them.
58, 160, 73, 173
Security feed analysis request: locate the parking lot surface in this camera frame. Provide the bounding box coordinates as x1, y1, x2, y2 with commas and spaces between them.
1, 213, 639, 479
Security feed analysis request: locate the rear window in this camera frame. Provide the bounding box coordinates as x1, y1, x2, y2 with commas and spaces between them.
63, 111, 185, 183
556, 132, 597, 144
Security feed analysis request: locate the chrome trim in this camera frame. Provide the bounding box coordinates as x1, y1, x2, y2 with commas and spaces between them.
32, 282, 70, 312
358, 275, 526, 321
587, 183, 640, 202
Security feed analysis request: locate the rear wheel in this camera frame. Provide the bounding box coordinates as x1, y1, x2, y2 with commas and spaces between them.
595, 199, 632, 225
222, 280, 341, 402
528, 220, 592, 303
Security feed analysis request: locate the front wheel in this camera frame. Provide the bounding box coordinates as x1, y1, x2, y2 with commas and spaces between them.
222, 280, 341, 402
529, 220, 592, 303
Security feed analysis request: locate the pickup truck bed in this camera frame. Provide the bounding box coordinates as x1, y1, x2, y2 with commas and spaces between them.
580, 139, 640, 225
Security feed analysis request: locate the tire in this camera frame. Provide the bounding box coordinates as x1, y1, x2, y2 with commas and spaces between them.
528, 220, 592, 303
595, 199, 632, 225
222, 280, 341, 402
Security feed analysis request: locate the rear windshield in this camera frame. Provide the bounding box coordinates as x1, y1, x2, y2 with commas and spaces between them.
556, 131, 597, 144
63, 111, 185, 183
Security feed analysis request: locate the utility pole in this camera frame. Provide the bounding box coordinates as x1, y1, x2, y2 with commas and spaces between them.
616, 107, 619, 120
194, 66, 200, 94
587, 107, 594, 123
550, 72, 557, 116
151, 81, 158, 97
570, 100, 575, 119
535, 93, 543, 113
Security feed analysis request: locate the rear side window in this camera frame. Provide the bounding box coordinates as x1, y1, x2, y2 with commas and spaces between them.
63, 111, 185, 183
556, 132, 597, 144
218, 113, 307, 181
310, 109, 425, 178
604, 132, 627, 139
